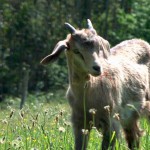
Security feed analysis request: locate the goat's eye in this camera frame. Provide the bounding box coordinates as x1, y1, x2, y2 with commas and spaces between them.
84, 41, 90, 46
83, 41, 94, 48
73, 49, 84, 60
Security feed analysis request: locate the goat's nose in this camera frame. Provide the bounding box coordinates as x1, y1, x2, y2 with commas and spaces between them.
93, 66, 100, 72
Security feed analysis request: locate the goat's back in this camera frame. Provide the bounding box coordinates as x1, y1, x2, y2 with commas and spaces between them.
111, 39, 150, 65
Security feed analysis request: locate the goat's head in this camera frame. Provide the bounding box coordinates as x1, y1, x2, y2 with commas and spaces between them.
41, 19, 110, 76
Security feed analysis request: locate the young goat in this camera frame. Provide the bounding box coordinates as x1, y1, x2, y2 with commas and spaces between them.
111, 39, 150, 99
41, 20, 150, 150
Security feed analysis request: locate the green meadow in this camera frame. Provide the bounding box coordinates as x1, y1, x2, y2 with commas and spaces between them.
0, 93, 150, 150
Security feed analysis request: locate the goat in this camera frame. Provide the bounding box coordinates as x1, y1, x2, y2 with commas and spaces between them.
41, 19, 150, 150
111, 39, 150, 100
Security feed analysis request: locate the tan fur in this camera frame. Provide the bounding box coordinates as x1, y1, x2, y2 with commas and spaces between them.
41, 21, 150, 150
111, 39, 150, 100
111, 39, 150, 64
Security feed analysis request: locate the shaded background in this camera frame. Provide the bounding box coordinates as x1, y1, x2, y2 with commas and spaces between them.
0, 0, 150, 106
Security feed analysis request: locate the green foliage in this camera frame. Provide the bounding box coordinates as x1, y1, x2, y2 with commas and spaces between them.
0, 0, 150, 98
132, 0, 150, 41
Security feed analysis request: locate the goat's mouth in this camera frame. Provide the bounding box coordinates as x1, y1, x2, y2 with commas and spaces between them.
90, 71, 101, 77
89, 65, 102, 76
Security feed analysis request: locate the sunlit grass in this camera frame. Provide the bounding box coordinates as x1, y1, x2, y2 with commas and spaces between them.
0, 94, 150, 150
0, 93, 73, 150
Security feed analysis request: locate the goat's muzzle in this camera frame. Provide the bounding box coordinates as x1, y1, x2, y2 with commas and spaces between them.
91, 65, 101, 76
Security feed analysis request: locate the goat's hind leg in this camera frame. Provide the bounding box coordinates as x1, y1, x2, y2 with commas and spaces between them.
141, 100, 150, 121
122, 116, 143, 150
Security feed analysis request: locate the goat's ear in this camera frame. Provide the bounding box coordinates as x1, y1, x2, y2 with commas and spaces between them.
99, 37, 110, 59
40, 40, 69, 64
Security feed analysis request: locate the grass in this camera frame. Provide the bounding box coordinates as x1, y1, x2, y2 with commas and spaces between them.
0, 92, 150, 150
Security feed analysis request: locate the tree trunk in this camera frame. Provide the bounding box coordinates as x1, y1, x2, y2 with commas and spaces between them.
0, 84, 4, 102
20, 66, 30, 109
120, 0, 132, 13
74, 0, 91, 27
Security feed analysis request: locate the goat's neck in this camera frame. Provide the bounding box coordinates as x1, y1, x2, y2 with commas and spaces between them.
66, 52, 89, 88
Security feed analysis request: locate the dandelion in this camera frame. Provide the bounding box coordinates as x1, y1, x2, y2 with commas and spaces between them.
2, 119, 8, 124
31, 148, 38, 150
11, 139, 23, 149
64, 121, 71, 127
91, 127, 103, 138
55, 116, 59, 123
104, 105, 110, 113
59, 127, 65, 133
0, 137, 5, 144
97, 132, 103, 138
35, 114, 39, 120
89, 108, 97, 127
32, 120, 37, 128
20, 110, 24, 119
92, 126, 97, 130
89, 108, 97, 115
59, 110, 64, 117
22, 124, 29, 129
82, 129, 89, 135
113, 113, 120, 121
16, 136, 22, 141
9, 109, 15, 118
11, 141, 19, 148
44, 109, 48, 114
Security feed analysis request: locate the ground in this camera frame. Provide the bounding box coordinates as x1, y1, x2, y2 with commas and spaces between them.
0, 92, 150, 150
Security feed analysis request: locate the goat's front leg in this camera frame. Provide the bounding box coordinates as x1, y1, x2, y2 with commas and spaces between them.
102, 118, 120, 150
72, 112, 90, 150
73, 125, 89, 150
